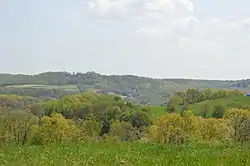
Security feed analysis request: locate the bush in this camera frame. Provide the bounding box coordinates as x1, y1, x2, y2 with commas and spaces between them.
212, 105, 225, 119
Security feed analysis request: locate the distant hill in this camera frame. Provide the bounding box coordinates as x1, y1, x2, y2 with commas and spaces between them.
0, 71, 248, 105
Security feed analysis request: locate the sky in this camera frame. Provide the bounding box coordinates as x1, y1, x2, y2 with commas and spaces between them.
1, 0, 250, 80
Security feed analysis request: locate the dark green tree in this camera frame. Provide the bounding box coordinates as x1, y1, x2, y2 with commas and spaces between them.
212, 105, 225, 119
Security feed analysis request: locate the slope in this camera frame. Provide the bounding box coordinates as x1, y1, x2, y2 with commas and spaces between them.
0, 71, 246, 105
188, 96, 250, 116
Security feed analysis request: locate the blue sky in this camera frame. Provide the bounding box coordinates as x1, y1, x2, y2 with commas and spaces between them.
1, 0, 250, 80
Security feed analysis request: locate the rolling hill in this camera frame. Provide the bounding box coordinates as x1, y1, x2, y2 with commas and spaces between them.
0, 71, 249, 105
188, 95, 250, 116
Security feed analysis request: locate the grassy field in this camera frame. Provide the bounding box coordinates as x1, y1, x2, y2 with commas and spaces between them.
6, 84, 79, 92
148, 106, 167, 119
0, 142, 249, 166
188, 96, 250, 116
148, 96, 250, 118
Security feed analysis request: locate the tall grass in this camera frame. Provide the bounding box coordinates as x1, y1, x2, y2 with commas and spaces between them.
0, 142, 249, 166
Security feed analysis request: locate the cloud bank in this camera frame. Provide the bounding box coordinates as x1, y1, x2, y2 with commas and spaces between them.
88, 0, 249, 40
85, 0, 250, 79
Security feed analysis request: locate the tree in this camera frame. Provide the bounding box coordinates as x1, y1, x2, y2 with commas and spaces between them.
149, 112, 199, 144
224, 108, 250, 144
186, 88, 201, 104
29, 104, 44, 117
199, 118, 232, 142
212, 105, 225, 119
76, 119, 101, 140
200, 104, 212, 118
120, 110, 152, 131
0, 110, 39, 145
33, 113, 80, 145
166, 96, 181, 113
108, 121, 136, 141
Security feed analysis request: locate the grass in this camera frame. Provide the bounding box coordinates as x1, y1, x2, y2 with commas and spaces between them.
148, 96, 250, 118
0, 142, 249, 166
148, 106, 167, 118
188, 96, 250, 116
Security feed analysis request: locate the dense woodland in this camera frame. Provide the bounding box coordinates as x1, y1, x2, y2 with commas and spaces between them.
0, 72, 250, 165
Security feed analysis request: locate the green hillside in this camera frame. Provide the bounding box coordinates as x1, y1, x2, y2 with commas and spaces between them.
148, 106, 168, 118
0, 71, 245, 105
148, 96, 250, 119
188, 96, 250, 116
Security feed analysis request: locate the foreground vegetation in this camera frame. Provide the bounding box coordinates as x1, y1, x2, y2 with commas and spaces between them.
0, 91, 249, 145
1, 143, 249, 166
1, 83, 250, 165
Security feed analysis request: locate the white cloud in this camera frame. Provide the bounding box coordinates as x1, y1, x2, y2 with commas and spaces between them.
88, 0, 250, 47
144, 0, 176, 13
88, 0, 199, 41
179, 0, 194, 12
136, 26, 164, 37
88, 0, 135, 16
243, 18, 250, 32
88, 0, 195, 18
172, 16, 200, 31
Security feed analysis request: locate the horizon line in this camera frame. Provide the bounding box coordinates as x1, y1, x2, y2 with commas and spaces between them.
0, 70, 247, 81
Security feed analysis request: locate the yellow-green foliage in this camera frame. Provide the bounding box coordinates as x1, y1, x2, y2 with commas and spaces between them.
108, 121, 137, 141
0, 94, 35, 109
149, 110, 235, 144
76, 119, 101, 140
149, 111, 200, 144
33, 113, 81, 145
1, 92, 250, 146
199, 118, 232, 142
224, 108, 250, 143
0, 110, 38, 145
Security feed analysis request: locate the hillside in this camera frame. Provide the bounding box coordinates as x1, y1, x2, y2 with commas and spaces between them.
0, 71, 247, 105
188, 96, 250, 116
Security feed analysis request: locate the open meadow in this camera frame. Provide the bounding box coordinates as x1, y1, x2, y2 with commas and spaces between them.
0, 143, 250, 166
